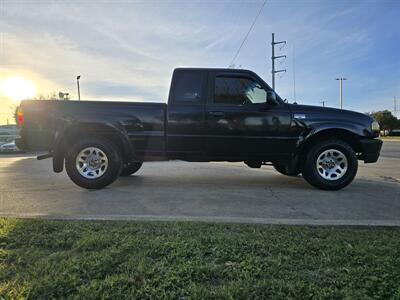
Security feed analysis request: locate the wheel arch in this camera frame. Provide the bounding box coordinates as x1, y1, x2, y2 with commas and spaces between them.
295, 128, 363, 171
301, 128, 363, 153
52, 123, 134, 173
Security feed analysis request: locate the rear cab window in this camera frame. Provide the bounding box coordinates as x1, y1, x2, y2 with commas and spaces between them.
172, 70, 205, 104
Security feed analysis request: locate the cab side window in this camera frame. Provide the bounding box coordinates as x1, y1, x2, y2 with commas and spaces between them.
214, 76, 267, 105
173, 71, 203, 103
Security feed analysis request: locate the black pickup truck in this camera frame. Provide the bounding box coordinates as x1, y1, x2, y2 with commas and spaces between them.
16, 68, 382, 190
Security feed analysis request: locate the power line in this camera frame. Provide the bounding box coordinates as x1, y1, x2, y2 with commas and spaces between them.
229, 0, 267, 67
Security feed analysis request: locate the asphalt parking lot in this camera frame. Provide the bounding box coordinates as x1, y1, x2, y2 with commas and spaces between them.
1, 141, 399, 226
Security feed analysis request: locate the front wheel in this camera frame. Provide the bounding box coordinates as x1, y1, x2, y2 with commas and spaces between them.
302, 139, 358, 190
65, 138, 122, 189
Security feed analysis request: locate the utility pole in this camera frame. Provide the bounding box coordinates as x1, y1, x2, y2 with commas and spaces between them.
336, 77, 347, 109
76, 75, 81, 101
394, 96, 397, 118
271, 33, 286, 90
320, 100, 327, 107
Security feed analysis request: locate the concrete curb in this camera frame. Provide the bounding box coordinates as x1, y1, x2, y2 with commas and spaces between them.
1, 213, 400, 227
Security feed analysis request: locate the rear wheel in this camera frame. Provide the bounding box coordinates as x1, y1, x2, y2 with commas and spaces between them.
65, 138, 122, 189
302, 139, 358, 190
120, 162, 143, 176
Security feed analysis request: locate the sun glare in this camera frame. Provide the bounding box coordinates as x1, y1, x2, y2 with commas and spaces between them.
0, 76, 36, 101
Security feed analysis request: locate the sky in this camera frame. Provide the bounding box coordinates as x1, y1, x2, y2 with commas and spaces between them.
0, 0, 399, 124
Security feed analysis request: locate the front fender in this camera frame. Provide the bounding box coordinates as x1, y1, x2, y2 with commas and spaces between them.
305, 120, 369, 140
294, 120, 370, 156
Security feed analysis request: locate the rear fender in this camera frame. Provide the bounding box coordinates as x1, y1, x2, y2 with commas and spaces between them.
52, 122, 134, 173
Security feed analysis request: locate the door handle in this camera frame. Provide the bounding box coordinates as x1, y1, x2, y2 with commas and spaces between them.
209, 111, 225, 117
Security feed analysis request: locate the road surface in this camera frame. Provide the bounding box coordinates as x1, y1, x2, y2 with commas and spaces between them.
380, 140, 400, 159
1, 141, 399, 226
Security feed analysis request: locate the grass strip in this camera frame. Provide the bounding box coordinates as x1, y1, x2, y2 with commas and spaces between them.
1, 218, 400, 299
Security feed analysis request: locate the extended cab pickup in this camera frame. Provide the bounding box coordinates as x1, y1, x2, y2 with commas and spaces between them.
16, 68, 382, 190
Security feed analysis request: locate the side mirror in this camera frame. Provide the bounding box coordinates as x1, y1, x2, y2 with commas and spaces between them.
267, 91, 278, 105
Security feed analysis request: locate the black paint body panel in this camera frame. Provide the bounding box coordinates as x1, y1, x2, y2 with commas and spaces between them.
18, 68, 381, 171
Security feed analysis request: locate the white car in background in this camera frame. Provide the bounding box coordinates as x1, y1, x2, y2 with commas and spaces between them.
0, 141, 23, 153
0, 136, 16, 146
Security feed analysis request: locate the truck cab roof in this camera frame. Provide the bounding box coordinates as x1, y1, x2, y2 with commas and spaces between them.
173, 67, 258, 76
174, 67, 254, 72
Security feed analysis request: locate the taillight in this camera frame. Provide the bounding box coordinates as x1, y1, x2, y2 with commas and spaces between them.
16, 108, 24, 126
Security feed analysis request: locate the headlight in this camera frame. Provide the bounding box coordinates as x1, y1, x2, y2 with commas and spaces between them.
371, 121, 380, 132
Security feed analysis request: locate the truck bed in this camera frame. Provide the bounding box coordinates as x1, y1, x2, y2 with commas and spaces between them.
20, 100, 167, 155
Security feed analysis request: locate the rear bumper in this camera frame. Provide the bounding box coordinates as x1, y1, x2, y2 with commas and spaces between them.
359, 138, 382, 163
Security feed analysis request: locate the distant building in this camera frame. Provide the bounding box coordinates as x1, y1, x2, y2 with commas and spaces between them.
0, 124, 19, 135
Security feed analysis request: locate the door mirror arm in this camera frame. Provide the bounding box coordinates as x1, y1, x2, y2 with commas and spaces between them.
266, 91, 278, 106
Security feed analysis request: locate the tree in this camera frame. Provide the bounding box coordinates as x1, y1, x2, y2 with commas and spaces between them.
369, 110, 399, 132
12, 92, 70, 125
27, 92, 70, 101
13, 105, 19, 125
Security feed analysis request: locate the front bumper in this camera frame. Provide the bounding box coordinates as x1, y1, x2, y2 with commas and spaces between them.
359, 138, 382, 163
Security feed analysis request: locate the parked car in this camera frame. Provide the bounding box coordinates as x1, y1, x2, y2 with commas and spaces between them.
389, 129, 400, 136
16, 68, 382, 190
0, 141, 21, 153
0, 135, 17, 146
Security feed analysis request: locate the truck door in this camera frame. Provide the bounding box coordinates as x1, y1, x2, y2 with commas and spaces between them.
166, 69, 206, 157
204, 71, 294, 160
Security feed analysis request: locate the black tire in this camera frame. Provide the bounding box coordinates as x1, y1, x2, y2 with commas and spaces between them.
302, 139, 358, 190
273, 163, 301, 176
65, 137, 122, 189
120, 162, 143, 176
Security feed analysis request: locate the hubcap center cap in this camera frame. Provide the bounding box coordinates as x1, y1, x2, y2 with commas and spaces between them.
323, 159, 336, 169
87, 155, 101, 169
316, 149, 348, 181
76, 147, 109, 179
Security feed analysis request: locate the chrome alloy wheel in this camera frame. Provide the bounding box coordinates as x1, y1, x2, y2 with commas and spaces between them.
75, 147, 108, 179
316, 149, 348, 181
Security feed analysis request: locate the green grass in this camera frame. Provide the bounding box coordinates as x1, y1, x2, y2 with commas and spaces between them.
1, 219, 400, 299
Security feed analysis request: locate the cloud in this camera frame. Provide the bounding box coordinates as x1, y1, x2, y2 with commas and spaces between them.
0, 0, 398, 124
